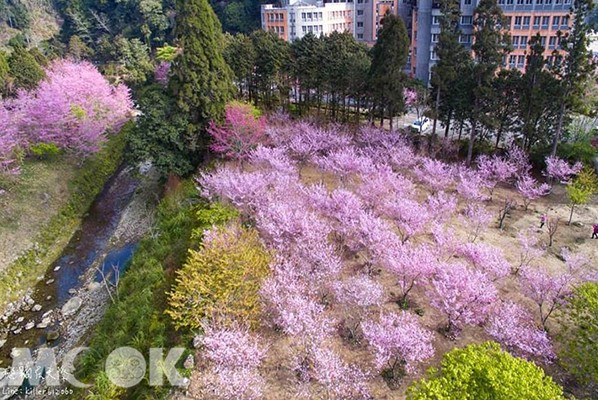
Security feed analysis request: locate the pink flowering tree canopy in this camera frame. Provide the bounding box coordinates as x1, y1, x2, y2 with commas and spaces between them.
208, 102, 267, 160
199, 322, 268, 400
543, 156, 583, 183
485, 301, 554, 361
14, 60, 133, 154
516, 175, 552, 210
361, 311, 434, 377
428, 262, 498, 335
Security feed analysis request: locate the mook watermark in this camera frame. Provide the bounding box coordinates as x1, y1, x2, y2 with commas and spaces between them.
1, 347, 189, 391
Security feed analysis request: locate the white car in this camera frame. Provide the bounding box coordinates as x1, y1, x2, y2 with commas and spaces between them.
410, 117, 431, 132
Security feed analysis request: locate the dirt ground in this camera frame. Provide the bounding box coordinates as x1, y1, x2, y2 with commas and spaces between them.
185, 162, 598, 400
0, 159, 76, 272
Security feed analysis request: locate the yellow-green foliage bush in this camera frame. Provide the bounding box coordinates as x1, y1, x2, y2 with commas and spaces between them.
167, 223, 270, 330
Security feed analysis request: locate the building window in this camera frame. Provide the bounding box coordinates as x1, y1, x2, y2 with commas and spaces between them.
512, 36, 520, 46
523, 16, 530, 26
542, 16, 550, 26
536, 0, 543, 4
555, 0, 561, 3
431, 50, 438, 60
301, 12, 306, 20
562, 15, 569, 25
461, 15, 473, 25
540, 36, 546, 47
432, 33, 439, 42
505, 16, 512, 27
549, 36, 557, 48
357, 9, 364, 15
514, 16, 522, 27
357, 21, 364, 27
433, 16, 441, 24
464, 0, 472, 4
533, 16, 541, 26
525, 0, 532, 4
517, 55, 525, 67
509, 55, 517, 67
302, 26, 306, 33
552, 16, 560, 27
545, 0, 552, 4
520, 36, 528, 47
498, 0, 505, 4
357, 33, 364, 39
506, 0, 513, 4
516, 0, 524, 4
459, 34, 471, 43
319, 12, 323, 19
564, 0, 570, 3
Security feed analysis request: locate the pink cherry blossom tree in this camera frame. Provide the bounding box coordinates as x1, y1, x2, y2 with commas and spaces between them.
292, 345, 371, 400
485, 301, 554, 361
361, 311, 434, 379
505, 145, 532, 179
314, 147, 375, 185
516, 175, 552, 210
208, 102, 268, 160
543, 156, 582, 183
476, 154, 517, 200
462, 204, 493, 242
380, 243, 437, 304
519, 267, 574, 329
515, 228, 545, 274
355, 164, 415, 212
14, 60, 133, 153
414, 158, 456, 193
426, 191, 458, 223
199, 322, 268, 400
456, 168, 490, 202
456, 242, 511, 281
427, 262, 498, 336
383, 198, 431, 243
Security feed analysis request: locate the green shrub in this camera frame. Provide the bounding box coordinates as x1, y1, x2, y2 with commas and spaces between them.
559, 283, 598, 385
167, 223, 270, 330
28, 143, 61, 159
407, 342, 565, 400
457, 138, 495, 159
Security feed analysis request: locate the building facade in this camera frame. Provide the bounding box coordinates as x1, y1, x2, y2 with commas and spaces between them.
262, 0, 573, 84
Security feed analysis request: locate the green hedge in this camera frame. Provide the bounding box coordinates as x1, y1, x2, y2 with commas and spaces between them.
0, 126, 129, 309
75, 182, 237, 399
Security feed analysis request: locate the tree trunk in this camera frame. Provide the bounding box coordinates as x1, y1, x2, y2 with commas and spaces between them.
467, 120, 476, 166
495, 125, 503, 150
568, 204, 575, 225
432, 88, 440, 137
551, 101, 566, 157
444, 110, 452, 138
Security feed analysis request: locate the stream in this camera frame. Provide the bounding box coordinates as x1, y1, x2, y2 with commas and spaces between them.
0, 165, 145, 394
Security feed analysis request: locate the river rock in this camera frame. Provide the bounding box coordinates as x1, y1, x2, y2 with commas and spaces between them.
68, 289, 77, 295
46, 279, 55, 285
53, 266, 61, 272
46, 296, 52, 301
47, 331, 59, 341
12, 328, 21, 335
87, 282, 101, 291
61, 297, 82, 317
32, 304, 42, 312
0, 339, 5, 348
24, 297, 35, 306
16, 317, 24, 323
183, 355, 194, 369
192, 335, 202, 349
36, 318, 51, 329
10, 348, 24, 359
24, 322, 35, 331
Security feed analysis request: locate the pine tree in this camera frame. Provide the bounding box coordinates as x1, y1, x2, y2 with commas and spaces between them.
368, 13, 409, 130
430, 0, 472, 138
467, 0, 511, 164
7, 45, 45, 91
549, 0, 595, 156
169, 0, 234, 153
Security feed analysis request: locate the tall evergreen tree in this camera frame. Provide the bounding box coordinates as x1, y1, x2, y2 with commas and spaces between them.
368, 13, 409, 130
549, 0, 595, 156
249, 30, 289, 110
7, 45, 45, 92
291, 33, 325, 113
430, 0, 472, 138
169, 0, 234, 153
467, 0, 511, 164
223, 33, 256, 100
